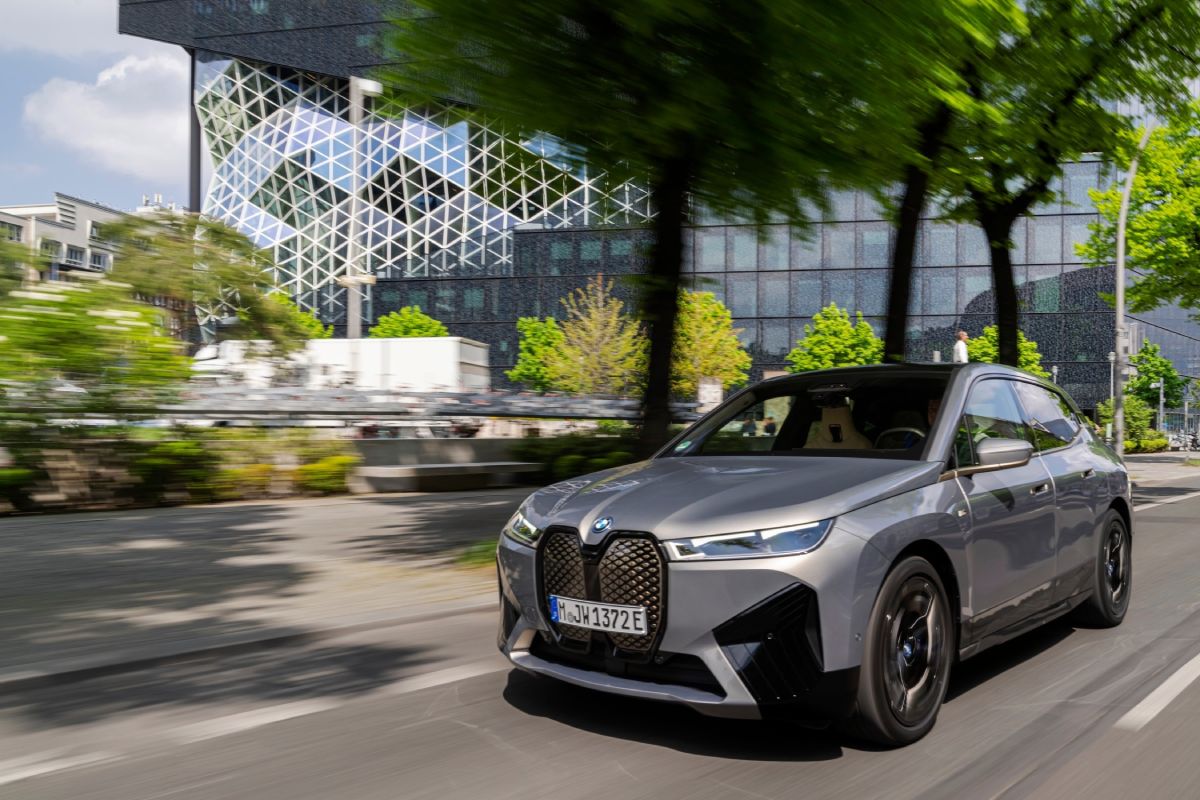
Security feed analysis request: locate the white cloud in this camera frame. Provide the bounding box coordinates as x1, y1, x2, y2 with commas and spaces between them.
23, 53, 190, 184
0, 0, 174, 60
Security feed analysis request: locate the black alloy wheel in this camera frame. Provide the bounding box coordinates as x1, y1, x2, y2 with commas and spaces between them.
1075, 509, 1131, 628
847, 556, 954, 746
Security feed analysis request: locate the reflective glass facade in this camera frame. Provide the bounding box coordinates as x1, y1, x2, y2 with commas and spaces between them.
122, 2, 1200, 409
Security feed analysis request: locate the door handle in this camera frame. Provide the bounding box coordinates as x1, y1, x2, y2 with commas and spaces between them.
1082, 468, 1095, 479
1031, 483, 1050, 496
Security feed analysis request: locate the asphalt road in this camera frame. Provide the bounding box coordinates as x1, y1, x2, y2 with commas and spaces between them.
6, 477, 1200, 800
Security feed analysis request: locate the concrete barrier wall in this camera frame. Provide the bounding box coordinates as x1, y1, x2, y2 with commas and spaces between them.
352, 438, 520, 467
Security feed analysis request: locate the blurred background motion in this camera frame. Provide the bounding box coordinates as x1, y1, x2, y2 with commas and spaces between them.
1, 0, 1200, 796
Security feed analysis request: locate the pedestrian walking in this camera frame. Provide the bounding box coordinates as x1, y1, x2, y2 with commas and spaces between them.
952, 330, 970, 364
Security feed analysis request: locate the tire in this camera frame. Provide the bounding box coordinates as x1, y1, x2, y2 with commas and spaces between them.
1073, 509, 1131, 628
844, 556, 955, 747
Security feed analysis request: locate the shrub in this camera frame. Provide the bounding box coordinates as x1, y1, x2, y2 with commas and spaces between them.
1127, 437, 1169, 454
131, 439, 220, 503
213, 463, 274, 501
551, 454, 588, 481
295, 455, 359, 494
0, 466, 40, 511
512, 434, 640, 482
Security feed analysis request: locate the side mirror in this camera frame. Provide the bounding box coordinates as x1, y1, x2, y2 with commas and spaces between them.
968, 437, 1033, 473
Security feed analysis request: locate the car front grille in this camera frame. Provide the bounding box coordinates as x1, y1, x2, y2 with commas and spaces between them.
541, 529, 590, 642
538, 528, 666, 655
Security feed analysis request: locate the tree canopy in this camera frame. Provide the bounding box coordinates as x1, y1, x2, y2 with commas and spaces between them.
383, 0, 1014, 456
507, 317, 565, 392
105, 213, 317, 354
786, 304, 883, 373
266, 294, 332, 340
671, 291, 750, 396
0, 277, 188, 418
1128, 340, 1190, 408
965, 325, 1050, 378
544, 276, 645, 396
1081, 113, 1200, 319
884, 0, 1200, 367
367, 306, 449, 338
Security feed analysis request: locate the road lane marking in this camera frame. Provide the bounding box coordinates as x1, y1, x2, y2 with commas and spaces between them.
0, 752, 118, 787
1133, 487, 1200, 512
1115, 649, 1200, 732
171, 698, 341, 744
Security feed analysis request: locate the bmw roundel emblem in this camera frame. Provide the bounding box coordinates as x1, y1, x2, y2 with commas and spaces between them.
592, 516, 613, 533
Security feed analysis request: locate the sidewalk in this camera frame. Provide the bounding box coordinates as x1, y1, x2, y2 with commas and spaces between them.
0, 488, 527, 693
1123, 451, 1200, 484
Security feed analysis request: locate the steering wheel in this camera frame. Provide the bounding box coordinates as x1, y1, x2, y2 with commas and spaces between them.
875, 427, 927, 450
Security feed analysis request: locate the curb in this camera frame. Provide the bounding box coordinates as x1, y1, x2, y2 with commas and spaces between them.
0, 597, 497, 697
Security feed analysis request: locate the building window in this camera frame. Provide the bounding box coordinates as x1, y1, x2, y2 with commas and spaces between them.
66, 246, 85, 266
579, 240, 602, 262
0, 222, 20, 242
90, 252, 109, 270
40, 240, 60, 261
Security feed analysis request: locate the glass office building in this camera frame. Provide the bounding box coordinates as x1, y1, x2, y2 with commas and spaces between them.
120, 0, 1200, 408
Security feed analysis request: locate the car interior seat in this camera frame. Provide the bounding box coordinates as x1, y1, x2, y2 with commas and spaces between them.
805, 401, 873, 449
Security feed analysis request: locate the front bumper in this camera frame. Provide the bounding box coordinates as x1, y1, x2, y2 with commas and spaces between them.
497, 528, 878, 722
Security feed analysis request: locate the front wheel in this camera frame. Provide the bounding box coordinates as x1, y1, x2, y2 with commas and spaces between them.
1074, 509, 1131, 628
845, 556, 954, 747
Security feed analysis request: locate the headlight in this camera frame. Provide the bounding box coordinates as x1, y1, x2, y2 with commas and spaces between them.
502, 509, 541, 545
664, 519, 833, 561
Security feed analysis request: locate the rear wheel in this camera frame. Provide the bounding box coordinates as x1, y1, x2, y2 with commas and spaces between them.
846, 556, 954, 746
1074, 509, 1131, 628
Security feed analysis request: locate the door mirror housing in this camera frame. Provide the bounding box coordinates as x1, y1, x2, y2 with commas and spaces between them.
961, 437, 1033, 475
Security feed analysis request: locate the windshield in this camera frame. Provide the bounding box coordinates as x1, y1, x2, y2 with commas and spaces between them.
666, 373, 950, 460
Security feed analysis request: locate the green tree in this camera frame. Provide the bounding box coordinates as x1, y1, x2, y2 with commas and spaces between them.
368, 306, 449, 338
965, 325, 1050, 378
0, 240, 33, 297
0, 277, 189, 418
672, 291, 750, 396
545, 276, 645, 396
265, 294, 331, 339
1128, 340, 1189, 409
105, 213, 316, 354
384, 0, 1011, 457
507, 316, 565, 392
1080, 113, 1200, 320
1098, 394, 1155, 442
928, 0, 1200, 367
786, 304, 883, 373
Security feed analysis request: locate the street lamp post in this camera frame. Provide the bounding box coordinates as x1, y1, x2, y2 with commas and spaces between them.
1151, 380, 1165, 433
1114, 121, 1156, 457
1051, 365, 1059, 385
343, 76, 384, 340
1108, 351, 1116, 405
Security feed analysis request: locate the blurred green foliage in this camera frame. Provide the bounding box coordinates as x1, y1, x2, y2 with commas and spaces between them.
368, 306, 449, 338
966, 326, 1050, 378
512, 435, 637, 482
295, 455, 361, 494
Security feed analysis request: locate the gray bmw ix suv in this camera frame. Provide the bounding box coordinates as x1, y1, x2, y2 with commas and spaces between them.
496, 363, 1132, 745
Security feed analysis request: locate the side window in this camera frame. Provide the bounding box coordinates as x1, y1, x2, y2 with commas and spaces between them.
1012, 381, 1080, 451
957, 379, 1032, 466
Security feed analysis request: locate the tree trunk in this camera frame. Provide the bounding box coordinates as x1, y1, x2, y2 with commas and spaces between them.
636, 157, 690, 460
983, 216, 1020, 367
884, 104, 951, 363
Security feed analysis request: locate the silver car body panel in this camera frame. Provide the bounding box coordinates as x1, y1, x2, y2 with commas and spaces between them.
497, 363, 1132, 718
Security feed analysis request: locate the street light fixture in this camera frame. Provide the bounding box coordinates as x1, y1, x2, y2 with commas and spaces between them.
1051, 365, 1059, 384
344, 76, 385, 340
1113, 121, 1156, 457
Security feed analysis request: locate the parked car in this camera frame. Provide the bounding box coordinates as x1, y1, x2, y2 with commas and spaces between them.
496, 363, 1132, 746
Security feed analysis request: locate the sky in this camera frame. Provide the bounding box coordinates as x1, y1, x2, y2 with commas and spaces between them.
0, 0, 189, 212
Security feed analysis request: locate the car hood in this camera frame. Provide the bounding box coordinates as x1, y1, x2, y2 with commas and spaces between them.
521, 455, 942, 544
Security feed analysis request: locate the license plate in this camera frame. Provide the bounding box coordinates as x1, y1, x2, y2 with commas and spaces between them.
548, 595, 648, 635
